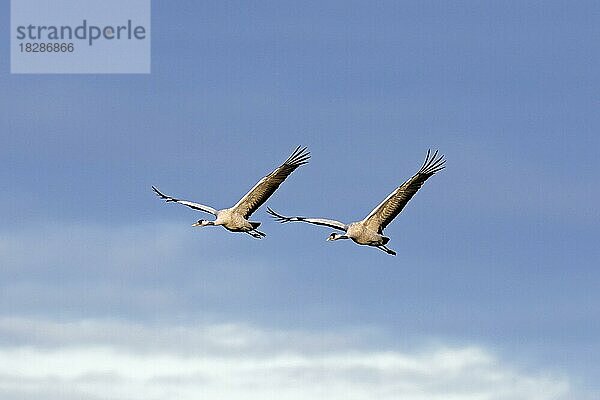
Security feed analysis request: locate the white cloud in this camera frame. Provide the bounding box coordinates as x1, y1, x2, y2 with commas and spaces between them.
0, 318, 570, 400
0, 223, 586, 399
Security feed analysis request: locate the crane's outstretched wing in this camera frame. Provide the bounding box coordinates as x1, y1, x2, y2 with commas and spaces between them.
363, 149, 445, 233
232, 146, 310, 219
267, 207, 348, 231
152, 186, 218, 216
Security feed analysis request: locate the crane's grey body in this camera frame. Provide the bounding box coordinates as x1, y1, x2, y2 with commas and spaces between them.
195, 208, 260, 233
268, 149, 445, 255
153, 146, 310, 239
345, 222, 389, 246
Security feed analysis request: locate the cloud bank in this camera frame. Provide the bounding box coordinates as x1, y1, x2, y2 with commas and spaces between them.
0, 317, 569, 400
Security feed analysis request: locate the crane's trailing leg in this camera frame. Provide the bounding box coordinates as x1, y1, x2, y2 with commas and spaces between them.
247, 230, 266, 239
377, 245, 396, 256
253, 229, 266, 237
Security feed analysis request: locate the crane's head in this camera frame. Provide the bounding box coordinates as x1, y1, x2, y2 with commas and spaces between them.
192, 219, 213, 227
327, 232, 346, 241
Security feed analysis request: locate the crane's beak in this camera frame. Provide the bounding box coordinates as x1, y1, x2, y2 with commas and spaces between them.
191, 222, 202, 227
326, 237, 333, 241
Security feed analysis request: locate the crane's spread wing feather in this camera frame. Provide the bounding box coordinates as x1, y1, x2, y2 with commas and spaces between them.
267, 207, 348, 231
363, 149, 445, 233
232, 146, 310, 219
152, 186, 218, 216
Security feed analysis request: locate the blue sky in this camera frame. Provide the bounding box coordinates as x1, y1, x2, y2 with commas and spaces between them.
1, 1, 599, 399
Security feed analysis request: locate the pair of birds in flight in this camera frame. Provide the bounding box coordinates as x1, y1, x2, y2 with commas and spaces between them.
152, 146, 445, 255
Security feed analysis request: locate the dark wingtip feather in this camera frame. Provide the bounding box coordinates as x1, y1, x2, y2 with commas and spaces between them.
285, 146, 311, 167
419, 149, 446, 175
152, 185, 178, 202
266, 207, 291, 223
152, 185, 164, 197
419, 149, 432, 171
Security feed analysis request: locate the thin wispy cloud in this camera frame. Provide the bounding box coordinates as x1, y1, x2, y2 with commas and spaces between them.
0, 318, 570, 400
0, 221, 575, 399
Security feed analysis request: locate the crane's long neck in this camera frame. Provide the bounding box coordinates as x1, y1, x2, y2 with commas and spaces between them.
192, 220, 215, 227
328, 233, 349, 241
